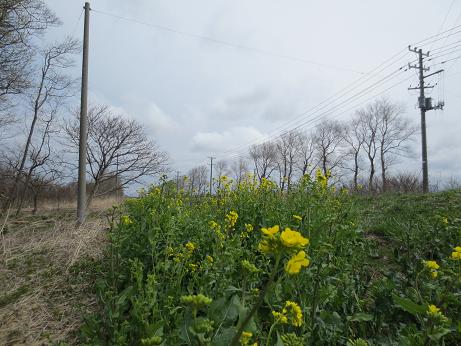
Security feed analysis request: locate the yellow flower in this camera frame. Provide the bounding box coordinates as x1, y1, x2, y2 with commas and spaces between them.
427, 304, 441, 316
285, 251, 310, 275
293, 215, 302, 222
188, 263, 198, 272
206, 255, 214, 263
280, 228, 309, 248
283, 301, 303, 327
244, 223, 254, 233
451, 251, 461, 260
185, 242, 196, 252
431, 270, 438, 279
258, 240, 273, 254
121, 215, 133, 226
225, 211, 238, 228
240, 331, 253, 345
261, 225, 280, 236
455, 246, 461, 253
272, 311, 288, 324
423, 260, 440, 270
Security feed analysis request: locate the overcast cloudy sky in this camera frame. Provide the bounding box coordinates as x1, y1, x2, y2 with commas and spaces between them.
45, 0, 461, 184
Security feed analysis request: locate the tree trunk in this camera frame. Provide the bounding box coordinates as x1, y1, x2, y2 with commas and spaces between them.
32, 192, 38, 215
380, 149, 387, 193
353, 153, 359, 191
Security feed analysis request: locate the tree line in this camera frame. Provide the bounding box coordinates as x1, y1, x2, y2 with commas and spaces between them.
180, 98, 419, 195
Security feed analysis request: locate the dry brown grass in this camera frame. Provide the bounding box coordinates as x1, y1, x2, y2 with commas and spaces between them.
29, 196, 123, 213
0, 211, 109, 345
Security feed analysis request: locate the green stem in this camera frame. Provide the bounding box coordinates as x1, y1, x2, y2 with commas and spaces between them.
229, 255, 281, 346
265, 321, 279, 346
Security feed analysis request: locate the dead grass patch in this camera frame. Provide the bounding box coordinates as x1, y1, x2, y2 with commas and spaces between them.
0, 211, 108, 345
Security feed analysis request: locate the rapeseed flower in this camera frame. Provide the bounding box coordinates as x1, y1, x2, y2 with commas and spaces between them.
258, 240, 273, 254
423, 260, 440, 270
284, 301, 303, 327
261, 225, 280, 236
225, 210, 239, 229
206, 255, 214, 263
293, 215, 302, 222
285, 251, 310, 274
451, 246, 461, 260
280, 228, 309, 248
272, 311, 288, 324
185, 241, 196, 252
121, 215, 133, 226
272, 301, 303, 327
240, 331, 253, 345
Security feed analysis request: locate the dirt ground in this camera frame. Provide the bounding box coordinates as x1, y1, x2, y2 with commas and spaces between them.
0, 210, 108, 345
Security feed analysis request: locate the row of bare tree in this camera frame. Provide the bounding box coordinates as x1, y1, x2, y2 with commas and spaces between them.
180, 98, 418, 194
0, 1, 168, 214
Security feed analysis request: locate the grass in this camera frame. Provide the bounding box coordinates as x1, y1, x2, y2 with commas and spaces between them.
0, 209, 109, 345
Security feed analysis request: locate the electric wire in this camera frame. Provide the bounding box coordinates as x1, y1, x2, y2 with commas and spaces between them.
91, 8, 365, 74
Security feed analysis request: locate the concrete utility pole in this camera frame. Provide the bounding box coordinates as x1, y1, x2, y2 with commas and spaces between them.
77, 2, 90, 224
408, 46, 444, 193
208, 156, 215, 195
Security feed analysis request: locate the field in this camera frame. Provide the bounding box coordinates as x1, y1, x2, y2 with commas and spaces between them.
1, 176, 460, 345
80, 175, 461, 345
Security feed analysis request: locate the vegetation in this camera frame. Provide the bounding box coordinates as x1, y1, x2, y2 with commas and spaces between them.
81, 174, 461, 345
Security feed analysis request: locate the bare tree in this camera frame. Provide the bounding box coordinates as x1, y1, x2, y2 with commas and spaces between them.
343, 117, 365, 191
187, 165, 208, 195
275, 131, 300, 191
249, 141, 277, 182
65, 105, 169, 208
230, 157, 248, 187
376, 99, 416, 192
15, 109, 57, 214
313, 119, 345, 177
357, 103, 381, 192
213, 159, 229, 190
0, 0, 59, 109
2, 38, 78, 211
296, 130, 317, 178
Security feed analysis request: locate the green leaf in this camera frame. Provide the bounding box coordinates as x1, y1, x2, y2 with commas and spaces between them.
348, 312, 373, 322
392, 294, 426, 316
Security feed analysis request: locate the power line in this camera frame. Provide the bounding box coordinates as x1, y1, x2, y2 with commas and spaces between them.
218, 51, 410, 158
216, 23, 461, 160
220, 73, 413, 162
91, 8, 365, 74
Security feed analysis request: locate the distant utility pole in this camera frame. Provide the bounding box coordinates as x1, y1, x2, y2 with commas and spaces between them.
208, 156, 215, 195
408, 46, 444, 193
77, 2, 90, 224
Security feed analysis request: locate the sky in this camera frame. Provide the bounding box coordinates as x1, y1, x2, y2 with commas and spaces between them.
44, 0, 461, 187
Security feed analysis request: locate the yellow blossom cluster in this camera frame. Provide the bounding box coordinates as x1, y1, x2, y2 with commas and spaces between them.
451, 246, 461, 260
272, 301, 303, 327
209, 220, 225, 241
121, 215, 133, 226
427, 304, 448, 322
315, 169, 330, 188
225, 210, 238, 229
241, 223, 254, 239
293, 215, 303, 222
258, 225, 310, 275
423, 260, 440, 279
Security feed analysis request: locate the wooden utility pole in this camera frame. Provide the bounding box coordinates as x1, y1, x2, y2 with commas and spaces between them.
77, 2, 90, 224
408, 46, 444, 193
208, 156, 215, 195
